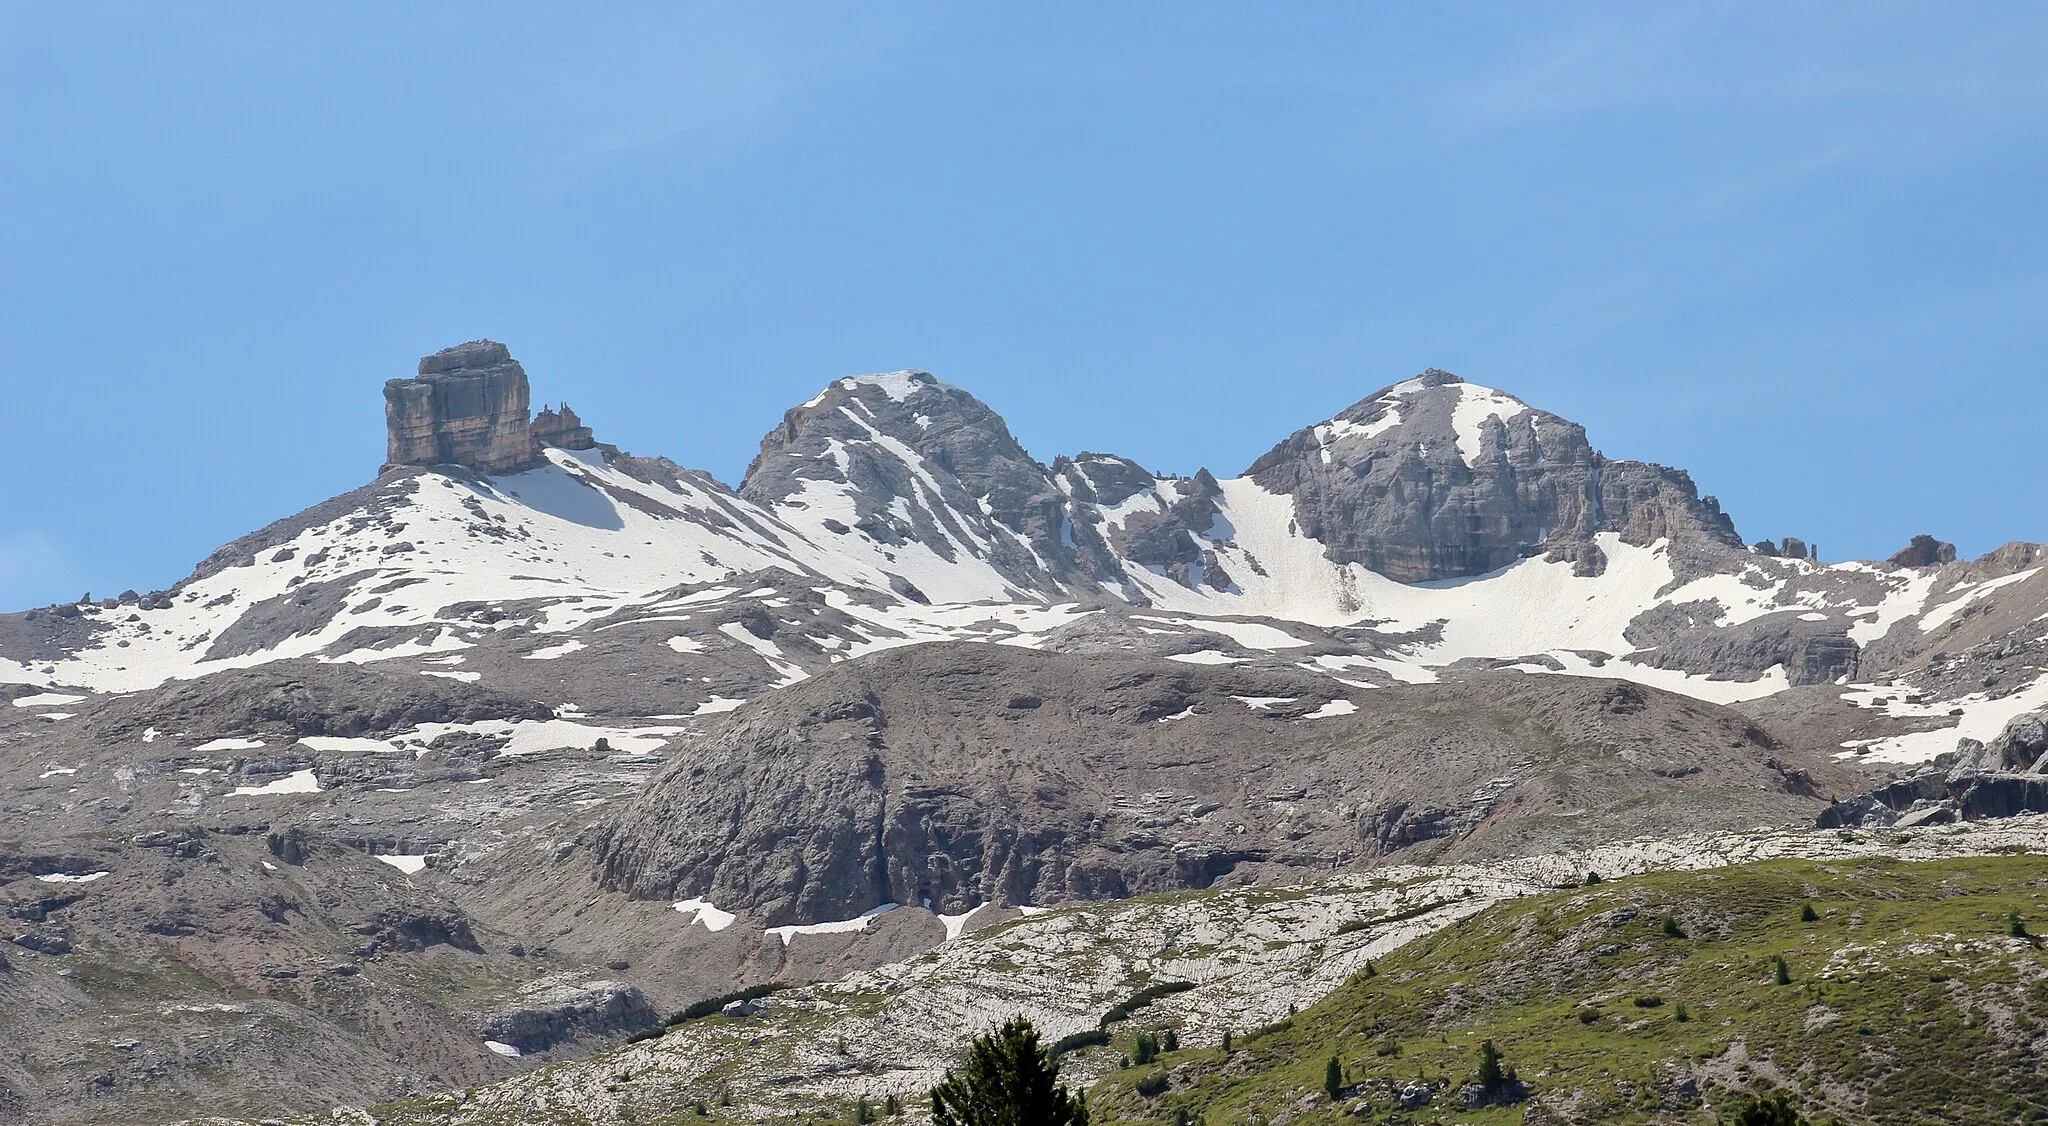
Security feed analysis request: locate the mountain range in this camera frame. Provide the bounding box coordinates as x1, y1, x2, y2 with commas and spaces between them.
5, 340, 2048, 1124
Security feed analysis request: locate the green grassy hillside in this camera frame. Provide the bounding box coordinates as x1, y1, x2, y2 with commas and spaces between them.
1088, 853, 2048, 1125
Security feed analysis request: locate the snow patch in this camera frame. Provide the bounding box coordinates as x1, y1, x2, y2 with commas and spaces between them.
1449, 383, 1531, 464
940, 904, 984, 941
1138, 615, 1307, 650
299, 735, 402, 755
839, 370, 952, 403
1921, 569, 2041, 632
11, 692, 84, 708
229, 769, 322, 796
692, 695, 746, 716
675, 897, 738, 932
1231, 696, 1295, 710
194, 737, 265, 753
1167, 650, 1246, 665
523, 639, 588, 660
767, 904, 899, 945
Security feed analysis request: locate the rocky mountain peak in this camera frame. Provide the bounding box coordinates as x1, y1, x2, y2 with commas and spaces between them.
740, 369, 1043, 512
739, 370, 1122, 597
1247, 369, 1741, 582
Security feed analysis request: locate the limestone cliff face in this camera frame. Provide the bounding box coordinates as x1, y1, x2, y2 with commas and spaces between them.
1246, 370, 1744, 582
588, 643, 1825, 922
384, 341, 595, 473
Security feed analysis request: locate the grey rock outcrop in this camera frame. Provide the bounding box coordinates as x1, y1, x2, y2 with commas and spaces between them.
1818, 707, 2048, 828
589, 642, 1834, 926
85, 659, 553, 745
1889, 534, 1959, 569
1623, 607, 1860, 687
531, 402, 595, 452
474, 976, 658, 1053
1244, 370, 1745, 583
386, 341, 536, 473
385, 341, 598, 474
738, 372, 1130, 596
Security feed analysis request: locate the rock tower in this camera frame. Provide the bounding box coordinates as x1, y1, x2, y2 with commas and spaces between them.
384, 341, 595, 473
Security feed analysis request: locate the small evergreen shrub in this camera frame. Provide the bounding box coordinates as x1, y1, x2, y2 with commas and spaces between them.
1728, 1092, 1806, 1126
1048, 1029, 1110, 1060
1098, 981, 1196, 1026
666, 983, 785, 1026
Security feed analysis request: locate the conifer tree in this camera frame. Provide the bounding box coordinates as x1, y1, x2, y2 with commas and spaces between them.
930, 1017, 1088, 1126
1477, 1040, 1515, 1091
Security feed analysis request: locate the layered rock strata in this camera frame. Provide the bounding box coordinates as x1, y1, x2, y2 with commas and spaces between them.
384, 340, 595, 473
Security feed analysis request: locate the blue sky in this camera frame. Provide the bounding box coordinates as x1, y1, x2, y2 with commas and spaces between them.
3, 3, 2044, 609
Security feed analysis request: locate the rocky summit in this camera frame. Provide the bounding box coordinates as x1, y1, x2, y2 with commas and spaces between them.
5, 344, 2048, 1125
384, 340, 596, 474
